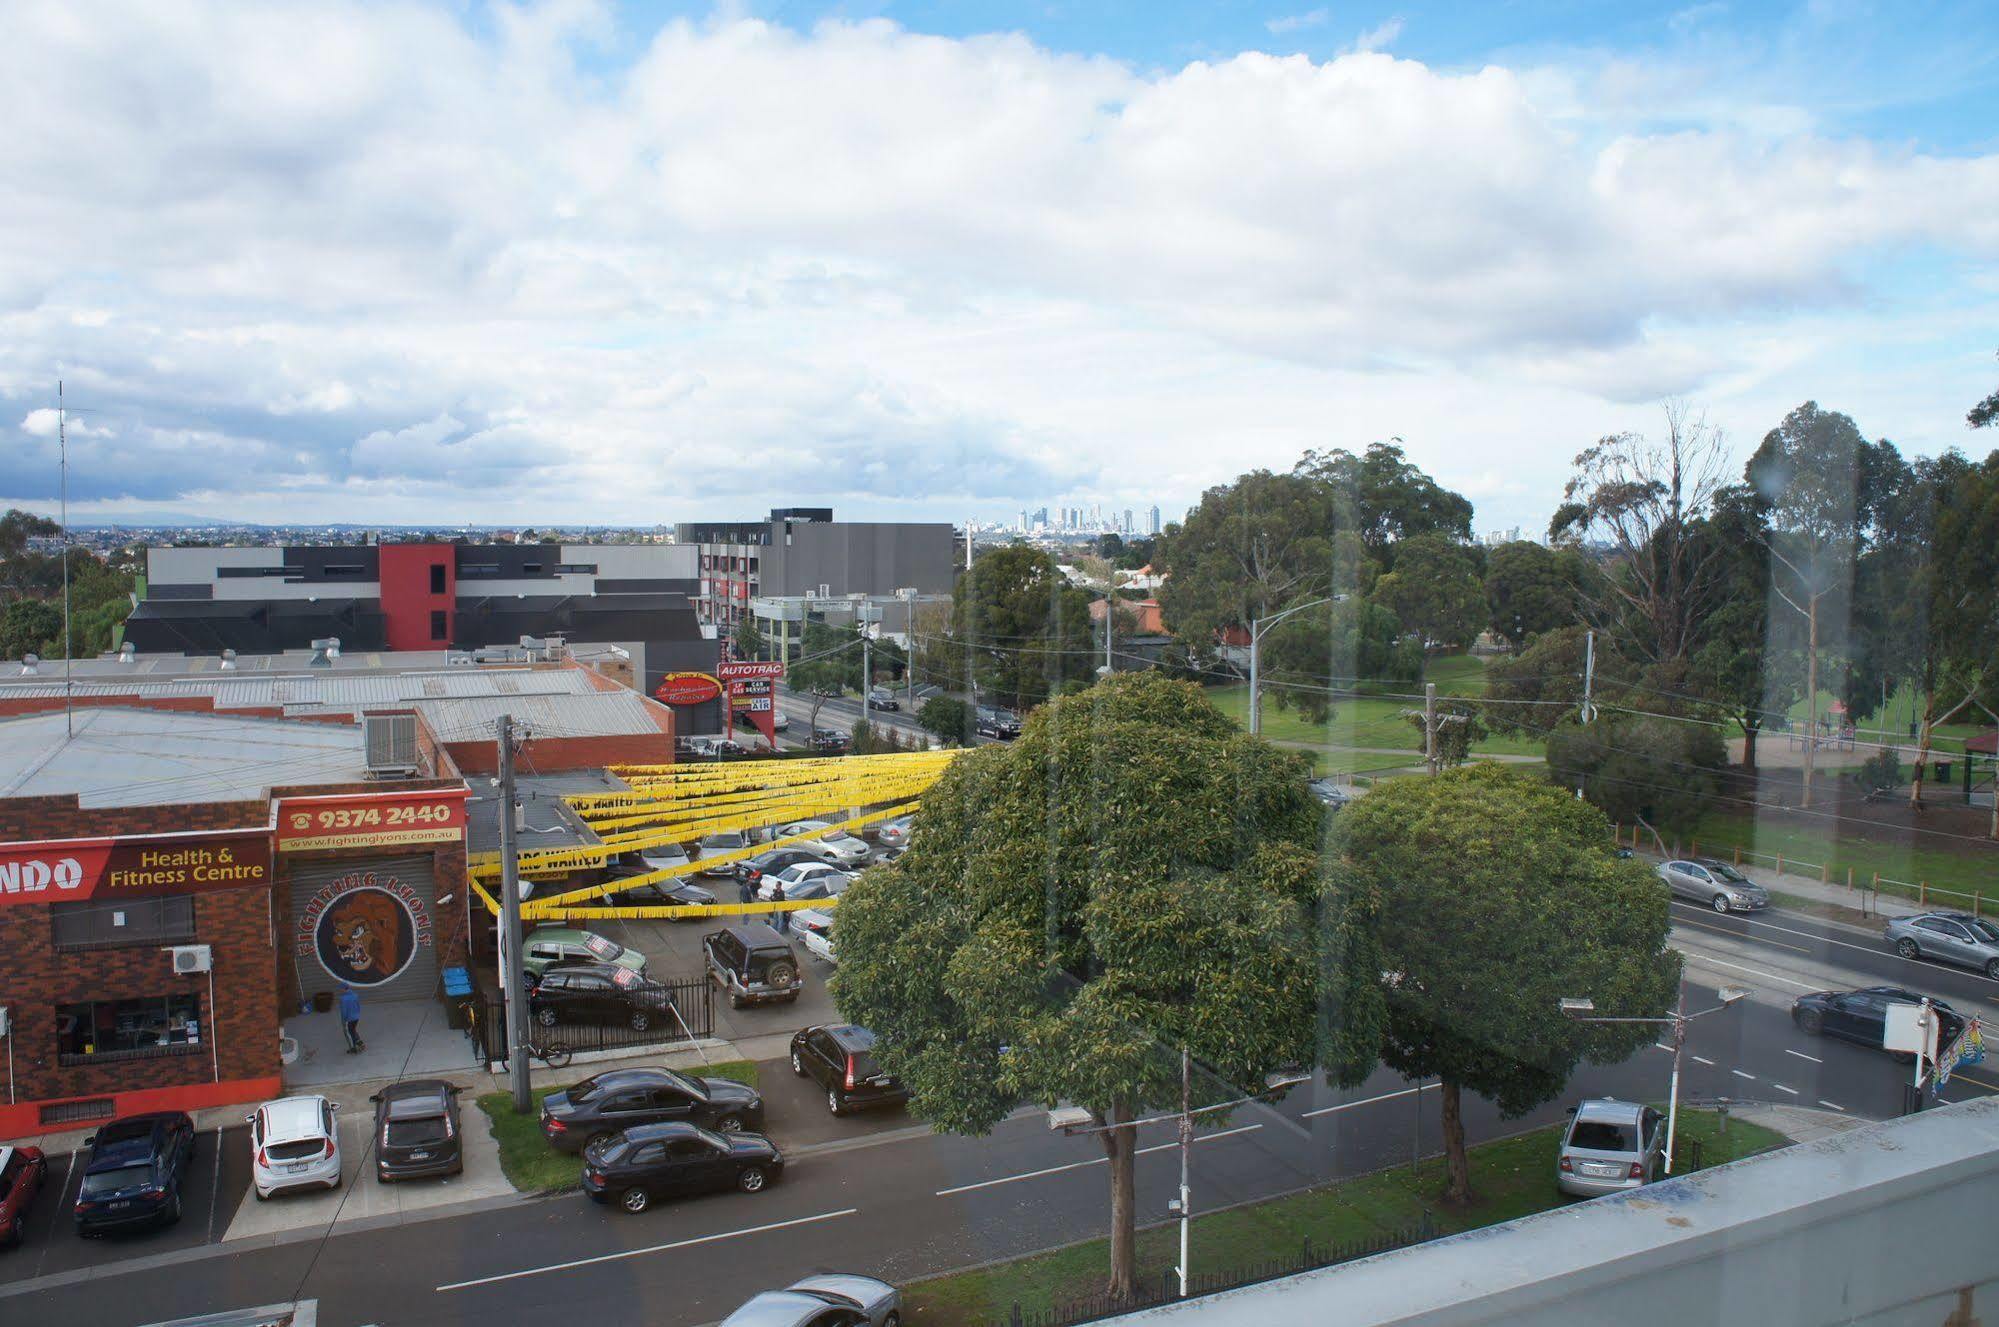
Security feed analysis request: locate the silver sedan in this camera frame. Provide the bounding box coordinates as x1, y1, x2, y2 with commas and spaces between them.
1884, 912, 1999, 980
1656, 858, 1770, 913
720, 1275, 901, 1327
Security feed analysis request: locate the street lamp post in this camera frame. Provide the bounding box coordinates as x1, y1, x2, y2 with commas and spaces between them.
1248, 597, 1333, 737
1559, 983, 1750, 1174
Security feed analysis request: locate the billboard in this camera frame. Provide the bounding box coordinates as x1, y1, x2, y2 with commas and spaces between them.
0, 830, 271, 906
718, 660, 785, 747
277, 788, 468, 853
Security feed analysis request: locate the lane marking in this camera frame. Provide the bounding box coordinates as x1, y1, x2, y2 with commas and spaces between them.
1952, 1070, 1999, 1092
1302, 1082, 1436, 1119
1772, 1083, 1800, 1096
937, 1123, 1265, 1196
436, 1207, 860, 1291
1731, 1070, 1756, 1081
1652, 1044, 1673, 1053
1784, 1049, 1822, 1064
1673, 902, 1999, 987
1819, 1100, 1846, 1112
1138, 1124, 1261, 1157
1691, 1056, 1716, 1067
1673, 913, 1811, 953
204, 1126, 224, 1244
1678, 953, 1819, 992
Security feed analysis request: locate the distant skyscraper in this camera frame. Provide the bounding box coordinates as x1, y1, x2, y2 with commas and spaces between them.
1147, 505, 1161, 535
1122, 508, 1134, 534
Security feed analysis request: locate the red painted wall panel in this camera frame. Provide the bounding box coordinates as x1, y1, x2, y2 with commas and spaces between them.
378, 543, 454, 652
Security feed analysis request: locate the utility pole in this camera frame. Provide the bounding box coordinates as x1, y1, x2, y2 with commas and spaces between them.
1424, 682, 1438, 775
1103, 597, 1114, 677
496, 715, 530, 1113
59, 381, 72, 739
861, 629, 871, 739
1175, 1045, 1192, 1298
1580, 630, 1596, 724
1247, 597, 1333, 738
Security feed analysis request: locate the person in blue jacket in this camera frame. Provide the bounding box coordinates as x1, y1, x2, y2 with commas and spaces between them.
337, 983, 366, 1053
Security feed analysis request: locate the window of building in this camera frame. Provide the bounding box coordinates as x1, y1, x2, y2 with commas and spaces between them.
429, 564, 447, 594
322, 564, 366, 577
57, 993, 204, 1065
458, 562, 499, 578
523, 562, 542, 573
430, 609, 449, 640
50, 896, 196, 951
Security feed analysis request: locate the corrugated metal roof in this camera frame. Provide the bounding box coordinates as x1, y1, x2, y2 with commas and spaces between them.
411, 691, 662, 743
0, 668, 596, 708
0, 708, 365, 808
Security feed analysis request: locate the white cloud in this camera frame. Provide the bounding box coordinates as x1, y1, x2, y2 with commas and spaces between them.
1267, 9, 1330, 35
0, 1, 1993, 533
1350, 18, 1404, 52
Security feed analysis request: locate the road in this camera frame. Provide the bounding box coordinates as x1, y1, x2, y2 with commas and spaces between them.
8, 902, 1994, 1327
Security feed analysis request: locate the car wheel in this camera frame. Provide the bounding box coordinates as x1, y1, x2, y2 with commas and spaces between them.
767, 960, 798, 988
790, 1049, 807, 1077
714, 1113, 744, 1133
621, 1187, 650, 1214
1986, 958, 1999, 981
828, 1088, 846, 1117
253, 1186, 268, 1202
629, 1009, 652, 1033
535, 1007, 558, 1028
587, 1131, 612, 1152
1897, 938, 1922, 960
1797, 1009, 1823, 1034
167, 1191, 182, 1225
1711, 894, 1731, 914
883, 1312, 901, 1327
737, 1166, 768, 1193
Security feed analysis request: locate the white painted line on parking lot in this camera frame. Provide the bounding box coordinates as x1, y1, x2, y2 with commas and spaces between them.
1302, 1082, 1436, 1119
204, 1126, 224, 1243
435, 1207, 860, 1291
1731, 1069, 1756, 1081
1691, 1056, 1716, 1067
937, 1123, 1265, 1196
1819, 1100, 1846, 1112
1681, 953, 1819, 992
1772, 1083, 1799, 1096
1784, 1049, 1822, 1064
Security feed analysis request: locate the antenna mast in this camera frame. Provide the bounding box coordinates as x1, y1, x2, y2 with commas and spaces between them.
60, 380, 73, 738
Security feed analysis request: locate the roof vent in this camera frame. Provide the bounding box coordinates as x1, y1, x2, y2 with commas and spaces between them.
118, 641, 137, 664
20, 653, 38, 676
364, 712, 420, 778
308, 637, 341, 668
219, 648, 238, 671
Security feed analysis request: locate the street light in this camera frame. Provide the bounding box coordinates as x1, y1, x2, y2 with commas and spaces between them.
1247, 597, 1333, 737
1558, 983, 1750, 1174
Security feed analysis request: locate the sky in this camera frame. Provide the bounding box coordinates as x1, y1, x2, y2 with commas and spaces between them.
2, 0, 1996, 534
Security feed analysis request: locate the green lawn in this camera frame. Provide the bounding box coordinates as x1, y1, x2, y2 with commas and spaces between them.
904, 1108, 1783, 1326
1207, 654, 1544, 760
476, 1059, 760, 1194
1677, 809, 1999, 906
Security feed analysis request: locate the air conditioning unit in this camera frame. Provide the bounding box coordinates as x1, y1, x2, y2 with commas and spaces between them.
0, 1006, 10, 1036
364, 712, 420, 777
170, 945, 213, 975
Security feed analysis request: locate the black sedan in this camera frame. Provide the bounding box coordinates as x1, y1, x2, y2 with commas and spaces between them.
73, 1112, 196, 1236
371, 1080, 463, 1182
809, 729, 850, 753
583, 1122, 783, 1213
528, 962, 679, 1033
1792, 985, 1965, 1057
541, 1067, 766, 1152
736, 847, 824, 887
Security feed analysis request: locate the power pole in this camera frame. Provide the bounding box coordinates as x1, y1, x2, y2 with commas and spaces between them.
1424, 681, 1438, 775
496, 715, 530, 1113
1248, 625, 1262, 737
1103, 597, 1114, 677
1577, 630, 1596, 798
59, 381, 72, 739
861, 629, 871, 740
1174, 1045, 1191, 1298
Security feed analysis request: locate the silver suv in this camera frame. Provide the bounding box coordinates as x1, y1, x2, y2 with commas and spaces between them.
1656, 858, 1769, 913
1884, 912, 1999, 980
1557, 1098, 1665, 1198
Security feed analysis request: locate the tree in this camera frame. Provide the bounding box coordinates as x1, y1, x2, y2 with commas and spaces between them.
953, 545, 1097, 709
0, 509, 60, 598
1686, 485, 1791, 775
789, 621, 863, 734
1296, 441, 1474, 555
1483, 626, 1615, 738
834, 674, 1383, 1297
916, 695, 973, 745
1549, 400, 1732, 666
730, 618, 767, 662
1096, 531, 1125, 562
1971, 351, 1999, 429
1368, 534, 1484, 650
1483, 541, 1580, 647
1545, 712, 1729, 841
1329, 764, 1680, 1205
0, 598, 61, 659
1156, 470, 1350, 657
1259, 598, 1423, 724
1408, 699, 1488, 769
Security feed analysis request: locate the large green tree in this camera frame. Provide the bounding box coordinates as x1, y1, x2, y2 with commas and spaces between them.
1686, 484, 1793, 775
730, 617, 767, 662
1483, 625, 1617, 738
1328, 765, 1680, 1205
1545, 712, 1729, 841
0, 598, 61, 659
1368, 533, 1484, 650
1259, 598, 1423, 724
1483, 540, 1581, 647
953, 545, 1097, 709
834, 674, 1384, 1298
1156, 470, 1351, 654
1971, 351, 1999, 429
1296, 441, 1474, 555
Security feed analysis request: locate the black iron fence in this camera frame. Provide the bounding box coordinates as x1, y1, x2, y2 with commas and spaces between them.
475, 973, 713, 1064
986, 1218, 1436, 1327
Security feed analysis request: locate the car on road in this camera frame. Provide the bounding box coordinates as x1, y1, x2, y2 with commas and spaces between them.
520, 926, 649, 981
0, 1145, 47, 1248
974, 707, 1021, 739
1792, 985, 1966, 1056
1556, 1098, 1664, 1198
529, 962, 680, 1033
720, 1275, 903, 1327
866, 688, 900, 712
758, 861, 852, 902
1305, 778, 1350, 809
681, 735, 745, 758
1656, 858, 1770, 913
582, 1121, 784, 1213
705, 922, 804, 1008
809, 728, 851, 753
73, 1112, 196, 1235
540, 1067, 767, 1152
1884, 912, 1999, 979
249, 1096, 341, 1201
737, 846, 826, 889
790, 1024, 908, 1116
370, 1079, 463, 1182
875, 815, 914, 850
774, 820, 872, 868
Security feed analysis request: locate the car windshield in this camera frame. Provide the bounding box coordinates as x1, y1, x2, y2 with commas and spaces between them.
1963, 919, 1999, 944
704, 833, 746, 849
1569, 1121, 1637, 1152
692, 1127, 729, 1151
583, 934, 622, 961
80, 1164, 152, 1195
1707, 863, 1751, 884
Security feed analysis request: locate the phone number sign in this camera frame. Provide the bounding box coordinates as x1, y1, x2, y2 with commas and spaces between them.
277, 789, 469, 853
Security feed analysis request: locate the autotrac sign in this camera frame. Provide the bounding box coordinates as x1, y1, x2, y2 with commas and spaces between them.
0, 831, 272, 906
296, 868, 435, 987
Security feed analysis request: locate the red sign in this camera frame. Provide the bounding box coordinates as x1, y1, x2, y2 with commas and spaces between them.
277, 788, 467, 853
717, 660, 786, 680
655, 672, 724, 706
0, 831, 271, 906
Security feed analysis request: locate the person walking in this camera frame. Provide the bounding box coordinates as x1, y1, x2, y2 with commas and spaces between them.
769, 877, 789, 933
738, 872, 756, 907
337, 982, 366, 1053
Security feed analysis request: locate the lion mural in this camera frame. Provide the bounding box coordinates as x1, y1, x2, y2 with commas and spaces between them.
326, 890, 406, 981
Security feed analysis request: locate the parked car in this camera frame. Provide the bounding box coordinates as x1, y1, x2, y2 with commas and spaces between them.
1556, 1098, 1664, 1198
370, 1079, 463, 1182
705, 923, 803, 1008
974, 707, 1021, 739
520, 926, 649, 980
790, 1025, 908, 1116
541, 1067, 767, 1152
582, 1122, 784, 1213
774, 821, 872, 868
1884, 912, 1999, 979
1792, 985, 1965, 1056
1655, 858, 1770, 913
0, 1145, 47, 1248
799, 910, 838, 964
529, 962, 680, 1033
866, 688, 900, 712
73, 1112, 196, 1234
637, 841, 694, 872
1305, 778, 1350, 809
758, 862, 851, 902
720, 1276, 902, 1327
809, 728, 851, 753
875, 816, 914, 850
736, 847, 826, 888
698, 831, 755, 877
249, 1096, 341, 1201
737, 709, 792, 733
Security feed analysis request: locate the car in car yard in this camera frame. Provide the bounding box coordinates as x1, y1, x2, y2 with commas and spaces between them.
530, 962, 681, 1033
758, 861, 851, 901
249, 1096, 341, 1202
541, 1067, 767, 1152
774, 820, 872, 868
705, 922, 804, 1008
974, 707, 1021, 739
737, 846, 826, 889
1556, 1098, 1664, 1198
73, 1112, 196, 1235
798, 909, 838, 963
790, 1024, 908, 1116
719, 1275, 903, 1327
1884, 912, 1999, 979
1305, 778, 1350, 809
520, 926, 649, 980
875, 815, 914, 850
1792, 985, 1965, 1056
582, 1122, 784, 1213
0, 1145, 48, 1247
371, 1079, 463, 1182
1656, 857, 1770, 912
698, 831, 756, 877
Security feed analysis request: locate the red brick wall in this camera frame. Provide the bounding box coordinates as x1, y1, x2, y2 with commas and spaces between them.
442, 732, 674, 774
0, 794, 270, 843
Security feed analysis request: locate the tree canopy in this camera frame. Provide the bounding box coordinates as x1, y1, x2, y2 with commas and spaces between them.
1368, 533, 1484, 650
1483, 540, 1580, 646
952, 544, 1097, 709
1296, 441, 1474, 553
1156, 469, 1349, 650
1545, 711, 1729, 837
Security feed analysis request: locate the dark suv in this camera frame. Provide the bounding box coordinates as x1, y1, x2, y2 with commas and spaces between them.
370, 1079, 463, 1182
704, 923, 803, 1008
540, 1066, 767, 1152
789, 1024, 908, 1116
74, 1113, 196, 1236
975, 707, 1021, 739
529, 962, 680, 1034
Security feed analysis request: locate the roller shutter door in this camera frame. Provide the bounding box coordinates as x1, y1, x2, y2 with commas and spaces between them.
289, 854, 441, 1003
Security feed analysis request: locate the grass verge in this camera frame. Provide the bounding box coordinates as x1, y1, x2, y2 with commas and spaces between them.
476, 1058, 760, 1194
1683, 808, 1999, 906
904, 1108, 1784, 1327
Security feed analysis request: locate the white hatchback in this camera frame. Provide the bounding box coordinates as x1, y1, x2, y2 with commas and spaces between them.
250, 1095, 342, 1199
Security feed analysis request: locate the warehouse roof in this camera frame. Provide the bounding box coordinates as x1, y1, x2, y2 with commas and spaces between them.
0, 708, 367, 808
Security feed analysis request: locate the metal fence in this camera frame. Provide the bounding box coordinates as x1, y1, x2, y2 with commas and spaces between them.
1613, 823, 1994, 916
476, 973, 713, 1064
984, 1219, 1436, 1327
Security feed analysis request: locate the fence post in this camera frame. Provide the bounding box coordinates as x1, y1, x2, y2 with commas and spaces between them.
1008, 1302, 1022, 1327
1821, 861, 1830, 884
1847, 866, 1854, 891
1977, 892, 1983, 920
1921, 880, 1928, 905
1776, 853, 1783, 877
1733, 846, 1741, 867
1691, 839, 1699, 858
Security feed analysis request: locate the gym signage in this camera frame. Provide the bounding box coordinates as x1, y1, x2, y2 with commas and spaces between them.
277, 788, 468, 853
295, 867, 434, 987
0, 830, 272, 906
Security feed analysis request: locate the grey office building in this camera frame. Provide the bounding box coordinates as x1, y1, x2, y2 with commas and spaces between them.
674, 509, 959, 629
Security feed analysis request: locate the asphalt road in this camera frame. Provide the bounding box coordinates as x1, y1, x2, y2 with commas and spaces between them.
9, 905, 1994, 1327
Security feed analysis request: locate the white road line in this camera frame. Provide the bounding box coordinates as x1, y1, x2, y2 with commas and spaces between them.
436, 1207, 860, 1291
1772, 1083, 1800, 1096
937, 1123, 1265, 1196
1692, 1056, 1716, 1066
1819, 1100, 1847, 1112
1679, 953, 1820, 992
203, 1126, 224, 1244
1302, 1082, 1436, 1119
1731, 1069, 1756, 1081
1785, 1049, 1823, 1064
1652, 1043, 1673, 1053
1138, 1124, 1262, 1157
1675, 902, 1999, 984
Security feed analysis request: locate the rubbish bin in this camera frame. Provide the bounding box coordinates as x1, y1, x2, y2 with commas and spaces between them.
1935, 761, 1952, 782
312, 990, 334, 1014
